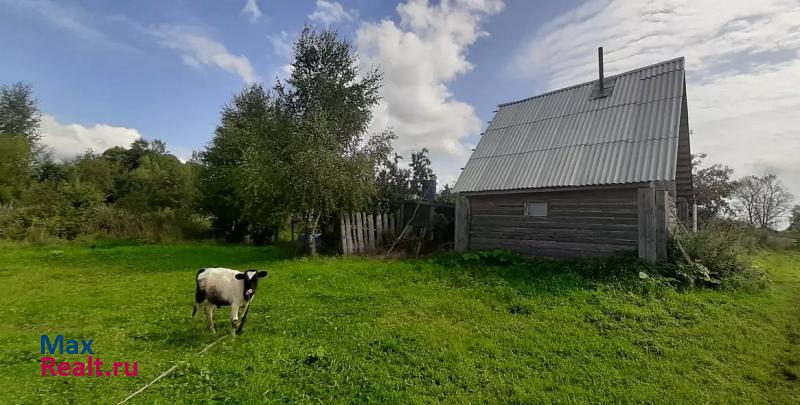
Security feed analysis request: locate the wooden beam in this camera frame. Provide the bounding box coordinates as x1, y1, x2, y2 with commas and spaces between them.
354, 212, 363, 254
655, 189, 668, 261
340, 215, 348, 255
367, 213, 376, 252
638, 186, 657, 263
376, 213, 384, 246
455, 196, 470, 252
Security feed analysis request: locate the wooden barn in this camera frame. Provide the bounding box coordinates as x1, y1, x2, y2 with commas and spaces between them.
453, 51, 694, 262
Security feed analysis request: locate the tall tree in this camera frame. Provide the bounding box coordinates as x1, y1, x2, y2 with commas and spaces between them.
409, 148, 436, 199
276, 26, 386, 255
733, 173, 793, 229
200, 84, 289, 243
0, 82, 41, 146
691, 153, 736, 226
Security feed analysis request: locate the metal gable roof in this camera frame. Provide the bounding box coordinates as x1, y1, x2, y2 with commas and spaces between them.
453, 57, 685, 194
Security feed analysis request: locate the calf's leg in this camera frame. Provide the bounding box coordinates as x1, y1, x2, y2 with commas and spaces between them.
230, 302, 240, 337
204, 303, 216, 334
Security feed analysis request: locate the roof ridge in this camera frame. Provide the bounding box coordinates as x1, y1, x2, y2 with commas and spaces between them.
468, 135, 679, 161
499, 56, 684, 107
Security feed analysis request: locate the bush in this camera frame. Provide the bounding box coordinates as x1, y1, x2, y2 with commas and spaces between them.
92, 206, 212, 242
0, 205, 212, 243
666, 220, 773, 288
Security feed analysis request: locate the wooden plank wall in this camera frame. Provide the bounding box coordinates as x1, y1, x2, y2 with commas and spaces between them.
467, 188, 639, 258
675, 92, 694, 203
638, 186, 670, 263
455, 196, 470, 252
340, 212, 398, 255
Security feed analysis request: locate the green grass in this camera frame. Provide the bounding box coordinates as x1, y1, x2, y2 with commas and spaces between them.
0, 243, 798, 403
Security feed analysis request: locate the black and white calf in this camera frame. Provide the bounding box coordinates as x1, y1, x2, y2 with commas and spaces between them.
193, 268, 268, 335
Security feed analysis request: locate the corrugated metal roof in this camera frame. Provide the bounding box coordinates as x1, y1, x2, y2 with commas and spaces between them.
454, 57, 685, 193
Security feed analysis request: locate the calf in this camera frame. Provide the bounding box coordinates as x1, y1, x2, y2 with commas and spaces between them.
193, 268, 268, 335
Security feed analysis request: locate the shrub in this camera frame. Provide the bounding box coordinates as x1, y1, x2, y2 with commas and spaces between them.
91, 206, 212, 242
666, 220, 767, 287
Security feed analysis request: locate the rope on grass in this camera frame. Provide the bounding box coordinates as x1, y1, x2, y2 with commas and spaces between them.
117, 298, 255, 404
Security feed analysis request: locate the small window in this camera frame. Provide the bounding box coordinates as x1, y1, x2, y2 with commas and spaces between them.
525, 202, 548, 217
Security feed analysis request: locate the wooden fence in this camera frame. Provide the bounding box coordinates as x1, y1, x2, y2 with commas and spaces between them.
340, 212, 399, 255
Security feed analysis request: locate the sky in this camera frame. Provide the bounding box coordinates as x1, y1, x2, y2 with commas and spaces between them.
1, 0, 799, 206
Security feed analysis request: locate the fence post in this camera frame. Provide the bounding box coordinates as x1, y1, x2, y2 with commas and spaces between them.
353, 212, 362, 254
376, 213, 384, 246
340, 215, 348, 255
455, 196, 470, 252
367, 214, 376, 251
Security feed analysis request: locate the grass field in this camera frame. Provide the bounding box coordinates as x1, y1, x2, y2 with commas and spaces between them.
0, 242, 798, 403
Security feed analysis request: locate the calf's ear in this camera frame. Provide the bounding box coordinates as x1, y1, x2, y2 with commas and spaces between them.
235, 273, 246, 280
257, 271, 268, 278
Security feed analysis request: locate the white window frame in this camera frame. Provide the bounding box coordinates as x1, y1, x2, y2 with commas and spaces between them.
524, 201, 548, 217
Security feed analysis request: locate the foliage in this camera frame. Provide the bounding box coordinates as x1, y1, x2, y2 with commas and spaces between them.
668, 222, 754, 286
409, 147, 436, 199
200, 27, 392, 253
376, 151, 412, 211
278, 27, 388, 255
436, 183, 455, 203
199, 84, 284, 242
691, 153, 736, 227
1, 243, 798, 403
786, 205, 800, 234
0, 136, 202, 242
733, 173, 793, 229
0, 82, 41, 146
0, 134, 32, 204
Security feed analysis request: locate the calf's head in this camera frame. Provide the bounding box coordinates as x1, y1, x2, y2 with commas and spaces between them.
235, 270, 268, 301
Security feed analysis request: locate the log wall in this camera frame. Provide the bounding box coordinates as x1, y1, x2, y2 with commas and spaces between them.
466, 188, 640, 258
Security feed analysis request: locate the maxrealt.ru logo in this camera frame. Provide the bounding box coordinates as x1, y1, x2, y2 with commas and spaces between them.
40, 335, 138, 377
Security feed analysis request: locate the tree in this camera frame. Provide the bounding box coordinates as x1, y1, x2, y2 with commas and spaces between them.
200, 84, 289, 242
0, 82, 41, 146
691, 153, 736, 226
436, 183, 455, 203
409, 148, 436, 199
733, 173, 793, 229
376, 150, 412, 211
275, 27, 386, 255
788, 205, 800, 234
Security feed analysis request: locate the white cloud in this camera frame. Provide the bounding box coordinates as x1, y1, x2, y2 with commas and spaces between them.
511, 0, 800, 211
241, 0, 263, 23
357, 0, 504, 186
309, 0, 357, 26
268, 30, 294, 59
40, 115, 142, 161
154, 25, 258, 84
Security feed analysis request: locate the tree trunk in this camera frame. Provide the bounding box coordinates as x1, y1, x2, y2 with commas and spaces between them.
306, 211, 322, 257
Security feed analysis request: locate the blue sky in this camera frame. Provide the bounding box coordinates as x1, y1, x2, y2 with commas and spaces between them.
2, 0, 799, 200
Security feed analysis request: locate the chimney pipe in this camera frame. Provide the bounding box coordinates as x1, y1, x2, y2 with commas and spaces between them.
598, 47, 604, 90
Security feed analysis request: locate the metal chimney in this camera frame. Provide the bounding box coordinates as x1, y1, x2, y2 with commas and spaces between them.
598, 47, 604, 90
